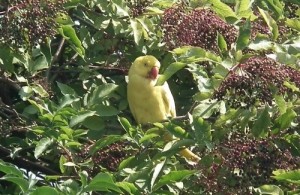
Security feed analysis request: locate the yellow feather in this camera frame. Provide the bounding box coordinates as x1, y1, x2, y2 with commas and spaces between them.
127, 55, 200, 162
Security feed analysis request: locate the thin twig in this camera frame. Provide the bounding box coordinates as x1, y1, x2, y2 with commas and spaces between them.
46, 38, 65, 83
0, 145, 59, 175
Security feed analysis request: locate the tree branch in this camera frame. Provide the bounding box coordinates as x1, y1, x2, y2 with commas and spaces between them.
0, 145, 59, 175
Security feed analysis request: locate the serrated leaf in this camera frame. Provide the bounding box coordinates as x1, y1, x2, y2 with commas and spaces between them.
57, 82, 77, 96
58, 25, 85, 57
249, 36, 273, 51
286, 18, 300, 31
28, 54, 48, 74
275, 95, 287, 114
59, 155, 67, 173
193, 117, 212, 149
32, 84, 49, 97
0, 160, 23, 177
272, 169, 300, 184
116, 181, 139, 195
151, 158, 166, 190
208, 0, 237, 18
192, 101, 219, 119
69, 111, 96, 127
217, 32, 227, 52
34, 137, 54, 159
153, 170, 196, 190
166, 123, 189, 139
252, 106, 270, 137
274, 108, 296, 130
118, 117, 134, 136
31, 186, 59, 195
82, 115, 105, 131
236, 18, 251, 50
130, 19, 142, 45
0, 176, 29, 192
258, 8, 279, 40
236, 0, 254, 18
83, 173, 122, 193
155, 139, 196, 160
259, 0, 284, 20
112, 0, 129, 17
156, 62, 186, 86
94, 104, 119, 116
89, 83, 118, 106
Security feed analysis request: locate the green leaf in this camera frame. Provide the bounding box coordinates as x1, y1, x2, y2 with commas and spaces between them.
58, 25, 85, 57
193, 117, 212, 149
257, 185, 284, 195
286, 18, 300, 31
118, 117, 134, 136
166, 123, 189, 139
69, 111, 96, 127
28, 54, 48, 74
116, 181, 139, 195
89, 83, 118, 106
153, 170, 196, 190
57, 82, 77, 96
208, 0, 237, 18
156, 62, 186, 86
272, 169, 300, 184
236, 18, 251, 50
155, 139, 196, 160
82, 116, 105, 131
217, 32, 227, 52
94, 104, 119, 116
139, 131, 160, 143
258, 0, 284, 20
89, 135, 123, 155
34, 137, 54, 159
31, 186, 59, 195
19, 86, 34, 101
0, 160, 23, 177
0, 45, 14, 72
59, 155, 67, 174
192, 101, 219, 119
274, 108, 297, 130
83, 173, 122, 193
236, 0, 254, 18
249, 36, 273, 51
151, 158, 166, 190
252, 106, 271, 137
130, 19, 143, 45
0, 176, 29, 192
173, 46, 221, 64
112, 0, 129, 17
258, 8, 279, 40
32, 84, 49, 97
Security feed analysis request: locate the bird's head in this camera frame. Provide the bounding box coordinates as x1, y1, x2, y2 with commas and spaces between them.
129, 55, 161, 80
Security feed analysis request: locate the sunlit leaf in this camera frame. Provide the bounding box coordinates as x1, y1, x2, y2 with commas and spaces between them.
34, 137, 54, 159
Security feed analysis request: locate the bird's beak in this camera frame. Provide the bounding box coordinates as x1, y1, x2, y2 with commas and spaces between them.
148, 66, 159, 80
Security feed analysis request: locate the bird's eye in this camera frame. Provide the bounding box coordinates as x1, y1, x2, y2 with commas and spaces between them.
144, 63, 147, 67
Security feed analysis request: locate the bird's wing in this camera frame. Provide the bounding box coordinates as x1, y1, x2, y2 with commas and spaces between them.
161, 82, 176, 118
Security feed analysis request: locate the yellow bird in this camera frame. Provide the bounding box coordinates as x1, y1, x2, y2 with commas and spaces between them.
127, 55, 200, 162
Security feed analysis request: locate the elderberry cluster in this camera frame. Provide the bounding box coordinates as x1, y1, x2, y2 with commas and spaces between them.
196, 132, 300, 194
0, 0, 65, 50
213, 56, 300, 108
126, 0, 151, 17
161, 5, 237, 53
80, 141, 135, 174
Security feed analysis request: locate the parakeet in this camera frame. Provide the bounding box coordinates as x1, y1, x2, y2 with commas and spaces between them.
127, 55, 200, 162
